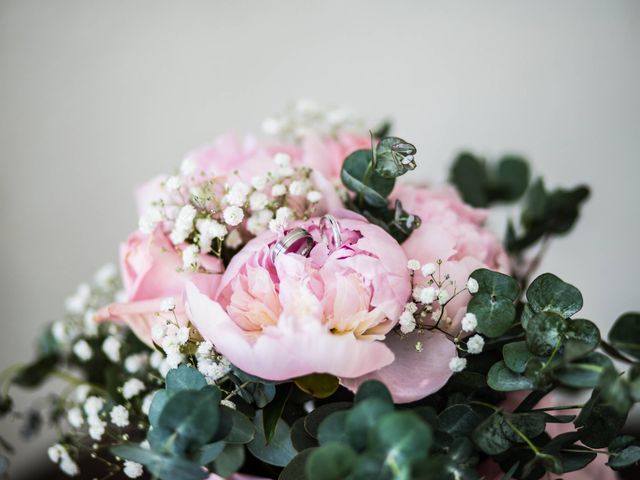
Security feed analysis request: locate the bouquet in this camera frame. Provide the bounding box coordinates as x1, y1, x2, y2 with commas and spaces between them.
2, 101, 639, 480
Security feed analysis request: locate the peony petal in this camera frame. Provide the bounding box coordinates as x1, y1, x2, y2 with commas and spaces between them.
341, 330, 456, 404
187, 283, 395, 380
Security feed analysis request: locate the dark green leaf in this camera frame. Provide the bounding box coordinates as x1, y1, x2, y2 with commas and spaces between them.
291, 417, 318, 451
554, 352, 612, 388
12, 355, 57, 388
304, 402, 351, 438
526, 273, 583, 318
341, 150, 395, 208
354, 380, 392, 405
450, 152, 489, 207
609, 445, 640, 469
306, 443, 357, 480
468, 293, 516, 338
264, 384, 292, 444
374, 137, 417, 178
525, 311, 566, 356
196, 441, 225, 465
487, 361, 534, 391
472, 412, 511, 455
165, 365, 207, 394
213, 444, 244, 478
495, 156, 529, 201
294, 374, 338, 399
369, 411, 433, 468
345, 398, 394, 450
279, 448, 314, 480
111, 444, 207, 480
609, 313, 640, 361
503, 341, 535, 373
469, 269, 520, 301
438, 404, 481, 437
247, 410, 296, 467
222, 407, 255, 444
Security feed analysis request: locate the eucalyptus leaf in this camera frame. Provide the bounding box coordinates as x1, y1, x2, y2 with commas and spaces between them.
165, 364, 207, 394
503, 341, 536, 374
526, 273, 583, 318
468, 293, 516, 338
369, 411, 433, 468
438, 404, 482, 437
525, 311, 566, 356
247, 411, 296, 467
469, 269, 520, 301
487, 361, 534, 391
341, 150, 395, 208
374, 137, 417, 178
111, 444, 207, 480
609, 312, 640, 361
306, 442, 358, 480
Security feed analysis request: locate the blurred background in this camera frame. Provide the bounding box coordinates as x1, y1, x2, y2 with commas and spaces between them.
1, 0, 639, 478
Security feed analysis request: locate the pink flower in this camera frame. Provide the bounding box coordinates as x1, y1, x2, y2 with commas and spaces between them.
394, 184, 510, 334
96, 227, 222, 346
300, 132, 371, 182
207, 474, 271, 480
187, 211, 410, 381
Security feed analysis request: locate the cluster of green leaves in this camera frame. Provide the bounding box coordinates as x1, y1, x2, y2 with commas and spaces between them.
112, 365, 258, 480
450, 152, 530, 208
341, 136, 421, 242
449, 152, 589, 255
466, 269, 640, 477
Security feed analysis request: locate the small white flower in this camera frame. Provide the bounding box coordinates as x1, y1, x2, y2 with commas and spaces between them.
59, 456, 79, 476
437, 290, 450, 304
221, 399, 236, 410
251, 174, 267, 191
138, 208, 163, 234
110, 405, 129, 427
467, 278, 479, 294
273, 152, 291, 167
225, 182, 250, 206
51, 321, 68, 344
407, 259, 421, 271
176, 326, 190, 345
48, 444, 65, 463
196, 341, 213, 357
421, 263, 437, 276
88, 418, 106, 440
182, 244, 199, 269
449, 357, 467, 373
295, 98, 320, 116
289, 180, 309, 196
224, 229, 243, 249
400, 320, 416, 335
180, 157, 196, 176
102, 336, 122, 363
277, 165, 294, 177
123, 460, 144, 478
65, 283, 91, 314
150, 351, 163, 369
223, 206, 244, 226
83, 310, 98, 337
405, 302, 418, 314
73, 339, 93, 361
306, 190, 323, 203
461, 312, 478, 332
175, 204, 197, 232
262, 116, 283, 136
467, 334, 485, 354
151, 321, 168, 343
124, 353, 148, 374
415, 341, 424, 352
74, 385, 90, 402
419, 287, 437, 304
249, 191, 269, 211
84, 396, 105, 416
67, 407, 84, 428
122, 378, 146, 400
165, 175, 182, 192
275, 206, 293, 223
94, 263, 117, 288
271, 184, 287, 196
160, 297, 176, 313
141, 392, 156, 416
166, 350, 185, 369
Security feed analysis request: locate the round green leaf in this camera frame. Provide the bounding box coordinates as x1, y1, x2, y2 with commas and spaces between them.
369, 411, 433, 468
345, 398, 394, 450
609, 312, 640, 361
487, 361, 534, 391
472, 413, 511, 455
247, 411, 296, 467
340, 150, 395, 208
526, 273, 583, 318
165, 364, 207, 394
554, 352, 612, 388
503, 341, 536, 373
354, 380, 392, 405
316, 411, 349, 446
564, 319, 601, 360
495, 156, 530, 201
374, 136, 417, 178
304, 402, 352, 438
291, 417, 318, 451
295, 374, 339, 399
438, 405, 481, 437
306, 442, 357, 480
469, 268, 520, 301
608, 445, 640, 469
279, 448, 314, 480
526, 311, 567, 356
468, 293, 516, 338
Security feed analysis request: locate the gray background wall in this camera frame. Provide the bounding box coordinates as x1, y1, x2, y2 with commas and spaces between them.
1, 1, 639, 477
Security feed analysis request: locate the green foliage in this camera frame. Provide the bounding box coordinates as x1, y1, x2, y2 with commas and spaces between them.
467, 269, 519, 337
450, 152, 530, 207
506, 179, 590, 253
113, 365, 256, 480
341, 137, 421, 243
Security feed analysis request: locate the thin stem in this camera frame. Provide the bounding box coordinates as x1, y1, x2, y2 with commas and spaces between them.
502, 416, 541, 456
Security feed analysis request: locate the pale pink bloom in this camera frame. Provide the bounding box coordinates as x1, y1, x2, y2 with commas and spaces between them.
96, 228, 222, 346
300, 132, 371, 182
393, 185, 510, 335
187, 210, 410, 382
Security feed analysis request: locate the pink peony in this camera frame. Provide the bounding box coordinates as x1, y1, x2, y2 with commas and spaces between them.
394, 184, 510, 334
187, 210, 410, 381
96, 227, 222, 346
300, 132, 371, 183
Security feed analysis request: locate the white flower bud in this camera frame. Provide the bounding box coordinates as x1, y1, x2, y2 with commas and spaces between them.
449, 357, 467, 373
467, 334, 485, 354
461, 312, 478, 332
467, 277, 479, 294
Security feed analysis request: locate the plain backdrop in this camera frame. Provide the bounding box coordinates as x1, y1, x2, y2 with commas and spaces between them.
1, 1, 639, 477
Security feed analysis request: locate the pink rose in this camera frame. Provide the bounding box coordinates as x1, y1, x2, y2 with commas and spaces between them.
187, 211, 410, 382
394, 185, 510, 334
96, 227, 222, 346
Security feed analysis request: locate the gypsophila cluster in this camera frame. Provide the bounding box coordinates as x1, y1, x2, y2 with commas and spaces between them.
47, 444, 79, 476
137, 151, 324, 268
195, 340, 232, 385
261, 98, 364, 142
